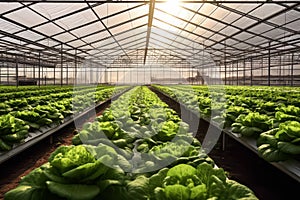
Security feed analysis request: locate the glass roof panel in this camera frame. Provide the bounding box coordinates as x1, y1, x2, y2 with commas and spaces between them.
248, 23, 274, 34
152, 28, 177, 41
23, 44, 44, 50
71, 22, 104, 38
269, 10, 300, 25
110, 22, 133, 35
131, 16, 147, 28
231, 17, 256, 29
213, 43, 225, 50
128, 5, 148, 19
53, 32, 77, 43
114, 26, 146, 41
188, 13, 206, 26
1, 36, 23, 45
119, 35, 145, 45
283, 20, 300, 31
209, 7, 231, 20
95, 3, 141, 19
0, 3, 22, 14
152, 19, 177, 33
30, 3, 87, 20
185, 23, 197, 32
93, 37, 116, 49
249, 3, 283, 19
200, 18, 219, 31
262, 29, 286, 39
38, 39, 59, 47
232, 42, 252, 49
16, 30, 44, 41
105, 11, 131, 27
220, 26, 240, 36
210, 34, 226, 42
122, 38, 145, 49
198, 3, 218, 17
234, 32, 255, 41
67, 39, 86, 48
193, 26, 208, 37
56, 9, 97, 30
210, 23, 227, 32
201, 31, 215, 39
0, 18, 23, 33
34, 22, 64, 36
224, 3, 261, 14
5, 7, 47, 27
243, 36, 265, 45
81, 31, 110, 44
154, 10, 187, 31
221, 12, 242, 24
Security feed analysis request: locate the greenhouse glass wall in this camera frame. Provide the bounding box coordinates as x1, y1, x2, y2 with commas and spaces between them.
0, 0, 299, 86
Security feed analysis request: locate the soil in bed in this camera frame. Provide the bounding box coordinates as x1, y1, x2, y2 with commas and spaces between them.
0, 104, 108, 199
1, 91, 299, 200
0, 125, 75, 199
152, 87, 300, 200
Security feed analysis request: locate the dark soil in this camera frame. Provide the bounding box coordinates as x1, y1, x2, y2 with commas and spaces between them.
207, 134, 299, 200
0, 102, 110, 199
0, 125, 75, 199
0, 90, 299, 200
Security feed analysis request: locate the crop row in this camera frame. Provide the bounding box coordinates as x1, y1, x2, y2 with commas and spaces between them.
153, 85, 300, 162
5, 86, 258, 200
0, 85, 127, 151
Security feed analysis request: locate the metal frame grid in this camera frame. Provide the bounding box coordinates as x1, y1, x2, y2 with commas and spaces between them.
0, 0, 299, 85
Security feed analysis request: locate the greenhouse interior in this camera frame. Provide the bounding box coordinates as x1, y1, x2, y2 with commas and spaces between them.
0, 0, 299, 200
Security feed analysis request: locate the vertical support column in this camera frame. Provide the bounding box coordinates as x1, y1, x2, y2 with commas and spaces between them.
144, 65, 146, 85
60, 44, 63, 86
117, 68, 119, 84
105, 67, 107, 83
110, 68, 112, 84
130, 67, 132, 85
23, 54, 26, 78
224, 41, 227, 85
16, 57, 19, 87
38, 52, 41, 87
291, 53, 294, 87
53, 61, 56, 85
250, 58, 253, 86
85, 64, 87, 84
162, 67, 165, 82
224, 61, 227, 85
0, 57, 2, 84
136, 67, 138, 85
279, 54, 282, 85
236, 61, 239, 85
261, 57, 264, 85
168, 66, 171, 85
41, 57, 44, 85
66, 63, 69, 85
90, 65, 93, 84
123, 65, 125, 85
6, 60, 9, 85
268, 41, 271, 86
45, 67, 47, 86
75, 50, 77, 85
97, 67, 103, 84
243, 59, 246, 85
33, 61, 35, 80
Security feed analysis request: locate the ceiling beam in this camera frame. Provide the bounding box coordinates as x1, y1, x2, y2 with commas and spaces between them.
7, 1, 300, 4
206, 2, 300, 50
143, 0, 155, 65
